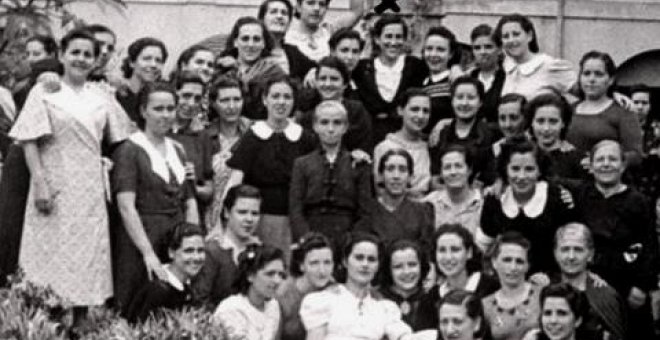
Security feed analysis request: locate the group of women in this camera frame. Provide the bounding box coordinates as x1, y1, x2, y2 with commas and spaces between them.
0, 0, 659, 339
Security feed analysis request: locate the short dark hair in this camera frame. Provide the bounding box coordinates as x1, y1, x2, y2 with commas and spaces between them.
121, 37, 168, 78
27, 35, 59, 57
222, 184, 262, 223
577, 50, 616, 99
397, 87, 430, 109
373, 14, 408, 40
335, 232, 382, 283
439, 290, 488, 339
176, 44, 213, 71
168, 223, 204, 251
450, 75, 485, 101
316, 56, 350, 84
433, 223, 482, 274
174, 71, 206, 91
540, 283, 588, 329
209, 75, 244, 102
377, 148, 414, 176
437, 144, 476, 183
525, 92, 573, 139
85, 24, 116, 40
630, 83, 651, 98
329, 28, 365, 51
262, 75, 298, 111
497, 135, 551, 185
500, 93, 527, 107
380, 239, 430, 290
493, 13, 539, 53
138, 81, 177, 112
60, 28, 99, 57
490, 230, 531, 260
423, 26, 460, 67
470, 24, 494, 42
258, 0, 293, 22
290, 232, 334, 277
225, 16, 274, 59
232, 244, 286, 295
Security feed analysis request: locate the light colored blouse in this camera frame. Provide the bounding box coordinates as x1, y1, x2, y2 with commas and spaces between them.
501, 53, 575, 100
213, 294, 280, 340
420, 188, 483, 234
300, 284, 412, 340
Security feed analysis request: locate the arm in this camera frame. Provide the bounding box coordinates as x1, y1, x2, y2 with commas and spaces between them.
185, 197, 200, 225
23, 141, 52, 214
333, 0, 372, 30
289, 160, 311, 242
117, 192, 168, 281
220, 170, 244, 208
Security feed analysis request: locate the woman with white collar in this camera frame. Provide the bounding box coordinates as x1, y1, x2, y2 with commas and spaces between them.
112, 81, 200, 314
493, 13, 575, 101
477, 136, 575, 276
224, 76, 317, 261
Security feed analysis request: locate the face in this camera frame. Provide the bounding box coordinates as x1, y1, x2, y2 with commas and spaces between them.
177, 82, 204, 120
441, 151, 471, 190
541, 297, 579, 340
182, 50, 214, 84
26, 40, 49, 64
424, 35, 452, 73
332, 38, 361, 73
532, 105, 564, 149
507, 152, 541, 198
472, 35, 499, 70
60, 38, 97, 81
591, 143, 624, 186
214, 87, 244, 124
381, 155, 412, 197
235, 23, 265, 65
264, 1, 290, 34
344, 241, 379, 286
439, 303, 479, 340
317, 66, 346, 100
169, 235, 205, 279
263, 81, 294, 121
131, 46, 165, 83
554, 230, 592, 277
492, 244, 529, 287
300, 247, 334, 289
579, 58, 613, 100
498, 101, 524, 138
500, 22, 532, 60
313, 106, 347, 146
143, 91, 176, 136
452, 83, 481, 121
225, 197, 261, 241
376, 23, 405, 61
390, 248, 422, 293
399, 95, 431, 134
93, 32, 116, 69
436, 233, 471, 278
249, 259, 286, 300
631, 92, 651, 124
298, 0, 328, 27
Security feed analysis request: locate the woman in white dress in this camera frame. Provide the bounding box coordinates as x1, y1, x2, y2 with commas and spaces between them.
9, 28, 130, 321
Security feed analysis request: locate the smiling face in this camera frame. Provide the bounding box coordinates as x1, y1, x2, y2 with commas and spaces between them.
541, 297, 579, 340
317, 66, 347, 100
452, 83, 482, 122
182, 50, 214, 84
301, 247, 334, 289
61, 38, 97, 82
472, 35, 499, 71
131, 45, 165, 83
492, 243, 529, 287
498, 101, 524, 138
263, 1, 291, 34
424, 35, 452, 74
142, 91, 176, 137
169, 235, 206, 280
591, 143, 624, 187
439, 303, 480, 340
225, 197, 261, 242
554, 230, 592, 277
344, 241, 379, 286
390, 248, 422, 293
263, 81, 295, 122
532, 105, 564, 150
506, 152, 541, 199
579, 58, 613, 101
235, 23, 266, 65
500, 22, 532, 61
376, 23, 405, 62
436, 233, 472, 279
441, 151, 471, 190
381, 154, 412, 197
249, 259, 286, 300
332, 38, 361, 73
399, 95, 431, 135
214, 86, 244, 124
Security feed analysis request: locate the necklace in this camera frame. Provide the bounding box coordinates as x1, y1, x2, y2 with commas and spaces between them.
491, 285, 534, 328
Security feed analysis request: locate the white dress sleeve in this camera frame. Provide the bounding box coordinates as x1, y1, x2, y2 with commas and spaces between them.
381, 300, 412, 340
213, 297, 249, 338
300, 290, 333, 331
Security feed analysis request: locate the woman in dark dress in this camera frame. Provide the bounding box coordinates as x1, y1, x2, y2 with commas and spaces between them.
116, 37, 168, 129
126, 223, 205, 323
378, 239, 431, 331
112, 82, 199, 313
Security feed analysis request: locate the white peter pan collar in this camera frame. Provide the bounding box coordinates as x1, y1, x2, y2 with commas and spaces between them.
501, 181, 549, 219
164, 265, 185, 292
439, 272, 482, 298
130, 132, 185, 184
503, 53, 551, 76
251, 120, 302, 141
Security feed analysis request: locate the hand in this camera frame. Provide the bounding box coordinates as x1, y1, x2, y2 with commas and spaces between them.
559, 140, 576, 152
428, 118, 452, 147
37, 72, 61, 93
350, 149, 372, 167
628, 286, 647, 309
303, 68, 317, 88
559, 186, 574, 209
143, 253, 168, 282
101, 157, 114, 172
580, 154, 591, 173
184, 162, 196, 181
588, 272, 608, 288
613, 92, 633, 110
483, 179, 504, 197
529, 273, 550, 287
34, 179, 54, 214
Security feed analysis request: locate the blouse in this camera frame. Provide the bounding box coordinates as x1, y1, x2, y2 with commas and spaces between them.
420, 188, 483, 234
482, 284, 542, 340
300, 284, 412, 340
213, 294, 280, 340
501, 53, 576, 100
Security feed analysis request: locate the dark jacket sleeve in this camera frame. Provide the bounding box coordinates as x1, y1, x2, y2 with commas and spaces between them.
289, 157, 311, 241
191, 241, 221, 310
284, 44, 317, 82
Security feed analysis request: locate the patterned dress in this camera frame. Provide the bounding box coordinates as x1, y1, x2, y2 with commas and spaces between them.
9, 82, 130, 305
